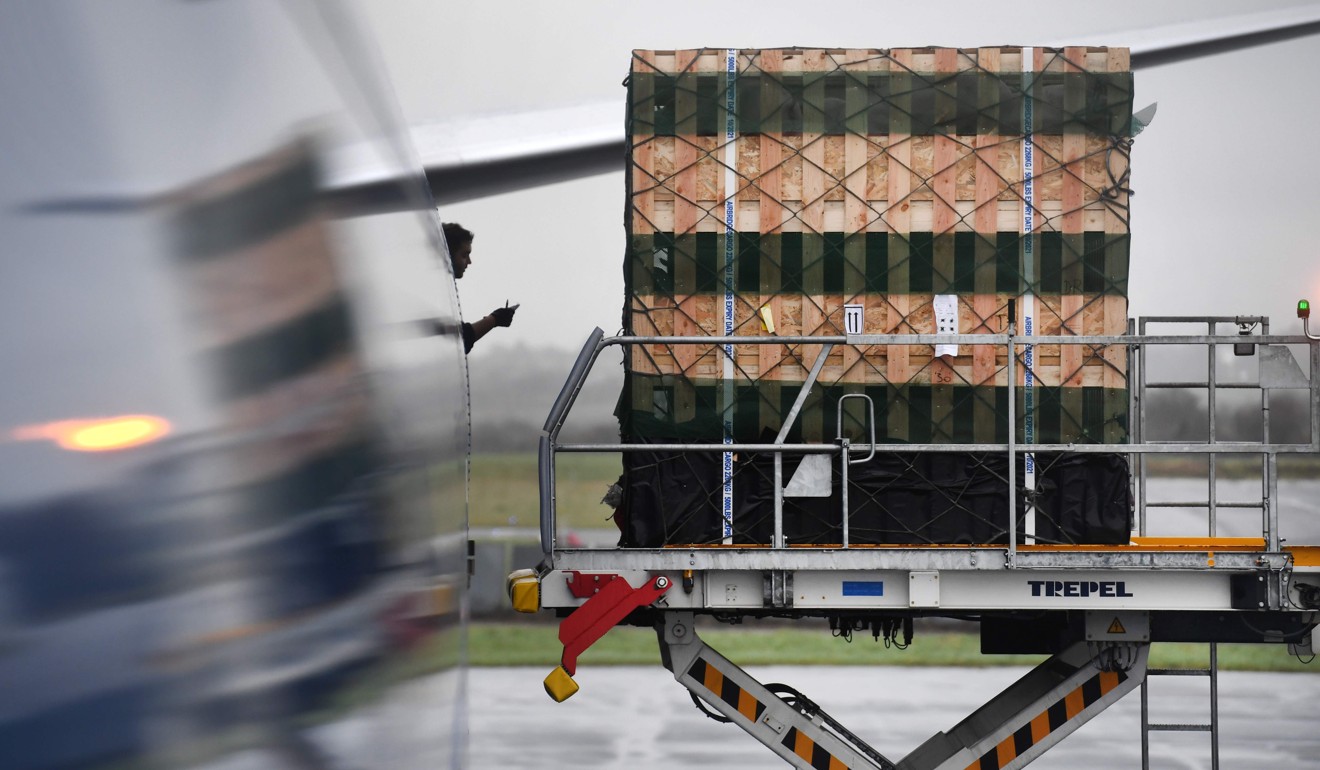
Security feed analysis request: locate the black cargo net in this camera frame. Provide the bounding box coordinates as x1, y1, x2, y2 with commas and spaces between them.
616, 400, 1132, 548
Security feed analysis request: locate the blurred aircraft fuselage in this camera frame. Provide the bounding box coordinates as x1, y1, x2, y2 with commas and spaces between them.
0, 3, 469, 768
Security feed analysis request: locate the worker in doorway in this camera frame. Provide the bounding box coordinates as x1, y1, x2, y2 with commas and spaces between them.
444, 222, 518, 352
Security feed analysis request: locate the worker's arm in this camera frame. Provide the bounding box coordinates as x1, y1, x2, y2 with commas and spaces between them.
466, 304, 518, 350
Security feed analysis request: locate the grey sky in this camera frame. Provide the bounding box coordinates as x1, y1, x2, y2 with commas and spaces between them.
363, 0, 1320, 352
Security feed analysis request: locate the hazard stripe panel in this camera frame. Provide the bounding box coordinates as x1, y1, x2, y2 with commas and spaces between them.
780, 727, 849, 770
966, 669, 1128, 770
686, 658, 766, 723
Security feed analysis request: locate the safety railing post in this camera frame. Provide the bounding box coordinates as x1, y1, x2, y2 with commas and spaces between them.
1207, 320, 1218, 537
1137, 317, 1148, 537
835, 392, 876, 550
1312, 341, 1320, 452
774, 452, 784, 549
1007, 317, 1017, 566
840, 438, 850, 548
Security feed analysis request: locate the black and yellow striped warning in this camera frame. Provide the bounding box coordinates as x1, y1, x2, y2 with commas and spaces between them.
686, 658, 767, 724
687, 658, 849, 768
779, 727, 850, 770
964, 669, 1129, 770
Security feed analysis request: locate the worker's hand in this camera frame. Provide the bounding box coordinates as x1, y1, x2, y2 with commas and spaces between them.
490, 303, 519, 327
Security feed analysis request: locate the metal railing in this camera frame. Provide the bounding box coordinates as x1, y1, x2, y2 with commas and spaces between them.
539, 321, 1319, 563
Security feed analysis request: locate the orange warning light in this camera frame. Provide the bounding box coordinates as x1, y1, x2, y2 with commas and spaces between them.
11, 415, 171, 452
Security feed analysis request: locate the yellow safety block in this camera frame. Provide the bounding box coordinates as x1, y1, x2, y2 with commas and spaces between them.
506, 569, 540, 613
510, 577, 540, 614
544, 665, 579, 702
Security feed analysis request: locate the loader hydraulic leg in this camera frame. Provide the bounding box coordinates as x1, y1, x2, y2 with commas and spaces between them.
656, 611, 1151, 770
658, 611, 895, 770
897, 637, 1149, 770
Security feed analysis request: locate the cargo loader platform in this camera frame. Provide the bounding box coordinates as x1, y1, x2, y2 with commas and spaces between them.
516, 315, 1320, 769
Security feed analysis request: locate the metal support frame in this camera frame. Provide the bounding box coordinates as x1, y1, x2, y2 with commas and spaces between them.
539, 323, 1318, 569
658, 610, 1151, 770
659, 611, 894, 769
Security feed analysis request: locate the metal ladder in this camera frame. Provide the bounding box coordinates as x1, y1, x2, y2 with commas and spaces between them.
1140, 644, 1219, 769
1133, 317, 1255, 770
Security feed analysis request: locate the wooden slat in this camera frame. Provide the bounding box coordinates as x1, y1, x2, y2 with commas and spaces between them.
671, 49, 702, 372
863, 52, 892, 393
931, 48, 961, 238
757, 50, 787, 398
631, 52, 658, 236
800, 50, 829, 415
841, 48, 874, 386
630, 52, 659, 376
886, 48, 914, 441
973, 47, 1003, 408
778, 51, 806, 384
1059, 47, 1087, 388
929, 48, 961, 390
1103, 47, 1130, 398
697, 50, 731, 385
730, 54, 760, 376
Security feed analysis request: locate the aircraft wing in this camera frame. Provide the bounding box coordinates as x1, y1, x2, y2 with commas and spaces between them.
32, 5, 1320, 214
1124, 4, 1320, 68
326, 101, 622, 209
323, 4, 1318, 209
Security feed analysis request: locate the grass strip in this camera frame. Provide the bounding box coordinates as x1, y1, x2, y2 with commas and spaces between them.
470, 453, 620, 530
469, 622, 1320, 672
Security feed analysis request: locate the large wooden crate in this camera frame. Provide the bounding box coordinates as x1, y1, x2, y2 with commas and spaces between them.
624, 47, 1133, 446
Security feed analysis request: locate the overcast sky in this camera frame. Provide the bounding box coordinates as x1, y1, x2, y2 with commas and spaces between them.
363, 0, 1320, 354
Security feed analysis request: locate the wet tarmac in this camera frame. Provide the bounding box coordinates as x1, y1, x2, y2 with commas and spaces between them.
470, 664, 1320, 769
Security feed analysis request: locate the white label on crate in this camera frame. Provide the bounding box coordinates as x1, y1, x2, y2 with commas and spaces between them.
934, 294, 959, 358
843, 303, 864, 336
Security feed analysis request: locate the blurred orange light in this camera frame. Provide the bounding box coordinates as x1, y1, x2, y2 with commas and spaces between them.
10, 415, 171, 452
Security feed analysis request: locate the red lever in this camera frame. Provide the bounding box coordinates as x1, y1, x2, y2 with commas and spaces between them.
558, 574, 671, 675
564, 570, 618, 599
